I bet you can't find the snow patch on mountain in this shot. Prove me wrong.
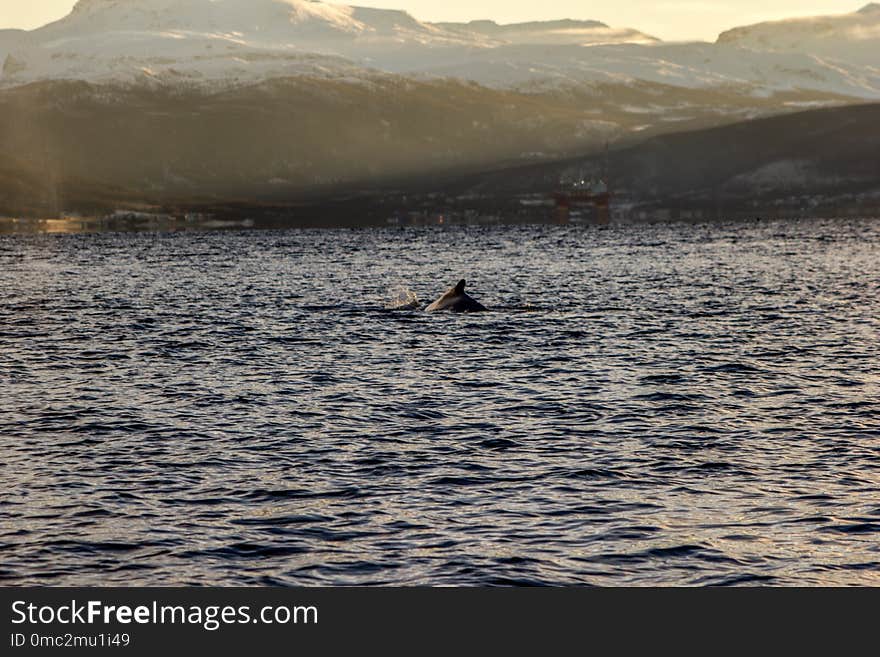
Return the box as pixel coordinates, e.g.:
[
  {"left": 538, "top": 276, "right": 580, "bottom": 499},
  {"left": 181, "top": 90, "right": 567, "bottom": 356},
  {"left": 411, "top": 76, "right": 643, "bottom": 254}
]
[
  {"left": 410, "top": 42, "right": 880, "bottom": 98},
  {"left": 433, "top": 19, "right": 657, "bottom": 46},
  {"left": 717, "top": 3, "right": 880, "bottom": 65},
  {"left": 0, "top": 29, "right": 26, "bottom": 64}
]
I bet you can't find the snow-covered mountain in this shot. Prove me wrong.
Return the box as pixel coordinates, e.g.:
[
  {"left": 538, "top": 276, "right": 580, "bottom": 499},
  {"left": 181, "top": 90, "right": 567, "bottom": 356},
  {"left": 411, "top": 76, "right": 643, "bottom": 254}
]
[
  {"left": 40, "top": 0, "right": 451, "bottom": 41},
  {"left": 718, "top": 3, "right": 880, "bottom": 65},
  {"left": 406, "top": 6, "right": 880, "bottom": 97},
  {"left": 1, "top": 0, "right": 470, "bottom": 85},
  {"left": 1, "top": 0, "right": 878, "bottom": 100},
  {"left": 434, "top": 19, "right": 657, "bottom": 46},
  {"left": 412, "top": 42, "right": 880, "bottom": 98}
]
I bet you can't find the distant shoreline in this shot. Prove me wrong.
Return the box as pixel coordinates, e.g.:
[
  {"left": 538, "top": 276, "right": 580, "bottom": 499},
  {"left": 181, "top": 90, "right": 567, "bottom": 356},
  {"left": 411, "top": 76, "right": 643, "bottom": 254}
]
[{"left": 2, "top": 208, "right": 878, "bottom": 235}]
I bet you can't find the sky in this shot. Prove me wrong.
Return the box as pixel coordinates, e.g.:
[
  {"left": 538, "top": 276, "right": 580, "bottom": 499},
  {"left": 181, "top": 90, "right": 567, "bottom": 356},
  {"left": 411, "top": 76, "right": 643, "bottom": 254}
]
[{"left": 0, "top": 0, "right": 864, "bottom": 41}]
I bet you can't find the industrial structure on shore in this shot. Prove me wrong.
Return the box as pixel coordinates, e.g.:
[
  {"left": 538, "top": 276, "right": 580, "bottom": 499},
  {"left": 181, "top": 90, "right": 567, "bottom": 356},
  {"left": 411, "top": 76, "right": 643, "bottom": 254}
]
[{"left": 552, "top": 179, "right": 611, "bottom": 223}]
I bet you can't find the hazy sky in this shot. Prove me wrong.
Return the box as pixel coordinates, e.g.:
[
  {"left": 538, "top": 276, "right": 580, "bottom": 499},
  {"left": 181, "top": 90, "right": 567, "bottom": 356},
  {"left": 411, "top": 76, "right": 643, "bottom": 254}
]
[{"left": 0, "top": 1, "right": 864, "bottom": 41}]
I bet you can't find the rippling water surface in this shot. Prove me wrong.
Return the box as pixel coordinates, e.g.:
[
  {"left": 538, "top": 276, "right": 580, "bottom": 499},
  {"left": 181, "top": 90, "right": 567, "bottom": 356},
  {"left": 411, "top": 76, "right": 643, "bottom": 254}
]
[{"left": 1, "top": 218, "right": 878, "bottom": 586}]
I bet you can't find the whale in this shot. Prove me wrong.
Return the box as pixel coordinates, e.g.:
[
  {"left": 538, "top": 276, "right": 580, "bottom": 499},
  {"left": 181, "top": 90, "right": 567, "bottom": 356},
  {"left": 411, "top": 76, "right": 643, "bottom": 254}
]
[{"left": 425, "top": 279, "right": 487, "bottom": 313}]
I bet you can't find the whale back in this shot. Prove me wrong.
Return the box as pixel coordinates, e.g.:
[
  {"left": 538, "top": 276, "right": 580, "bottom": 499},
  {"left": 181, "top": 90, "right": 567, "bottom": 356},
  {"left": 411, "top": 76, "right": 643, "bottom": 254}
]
[{"left": 425, "top": 279, "right": 487, "bottom": 313}]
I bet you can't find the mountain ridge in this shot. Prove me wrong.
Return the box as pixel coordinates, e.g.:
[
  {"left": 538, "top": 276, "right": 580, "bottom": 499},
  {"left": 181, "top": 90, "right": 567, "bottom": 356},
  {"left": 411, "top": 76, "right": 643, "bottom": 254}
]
[
  {"left": 717, "top": 2, "right": 880, "bottom": 65},
  {"left": 1, "top": 1, "right": 877, "bottom": 98}
]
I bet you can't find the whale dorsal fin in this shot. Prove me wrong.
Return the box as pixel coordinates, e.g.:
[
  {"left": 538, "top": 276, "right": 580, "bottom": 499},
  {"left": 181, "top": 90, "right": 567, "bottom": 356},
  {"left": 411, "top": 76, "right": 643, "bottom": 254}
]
[{"left": 454, "top": 279, "right": 466, "bottom": 294}]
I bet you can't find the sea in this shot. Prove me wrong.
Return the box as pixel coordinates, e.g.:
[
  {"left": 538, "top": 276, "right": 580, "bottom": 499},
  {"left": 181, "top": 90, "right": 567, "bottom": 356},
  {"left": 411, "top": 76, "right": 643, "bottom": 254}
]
[{"left": 1, "top": 216, "right": 878, "bottom": 586}]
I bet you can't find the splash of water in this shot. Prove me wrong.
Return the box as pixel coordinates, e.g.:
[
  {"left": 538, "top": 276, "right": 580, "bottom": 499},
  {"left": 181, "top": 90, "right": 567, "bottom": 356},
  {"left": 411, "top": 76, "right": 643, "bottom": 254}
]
[{"left": 386, "top": 286, "right": 421, "bottom": 310}]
